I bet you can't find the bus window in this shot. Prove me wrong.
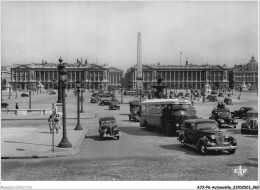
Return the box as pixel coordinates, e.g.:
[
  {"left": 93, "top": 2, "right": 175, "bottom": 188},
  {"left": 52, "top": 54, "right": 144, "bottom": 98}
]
[
  {"left": 150, "top": 105, "right": 156, "bottom": 114},
  {"left": 155, "top": 105, "right": 162, "bottom": 114}
]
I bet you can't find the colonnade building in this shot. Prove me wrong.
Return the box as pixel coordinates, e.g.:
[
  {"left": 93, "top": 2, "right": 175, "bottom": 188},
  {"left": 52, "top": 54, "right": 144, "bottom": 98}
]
[
  {"left": 126, "top": 63, "right": 229, "bottom": 91},
  {"left": 10, "top": 62, "right": 123, "bottom": 91}
]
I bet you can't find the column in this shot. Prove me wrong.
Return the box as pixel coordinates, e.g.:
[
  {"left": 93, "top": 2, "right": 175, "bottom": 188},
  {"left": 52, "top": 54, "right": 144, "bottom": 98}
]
[
  {"left": 199, "top": 71, "right": 201, "bottom": 82},
  {"left": 170, "top": 71, "right": 172, "bottom": 82}
]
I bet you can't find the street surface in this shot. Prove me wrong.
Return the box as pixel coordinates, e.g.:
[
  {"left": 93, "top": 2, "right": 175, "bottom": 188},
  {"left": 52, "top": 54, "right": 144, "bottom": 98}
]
[{"left": 1, "top": 90, "right": 258, "bottom": 182}]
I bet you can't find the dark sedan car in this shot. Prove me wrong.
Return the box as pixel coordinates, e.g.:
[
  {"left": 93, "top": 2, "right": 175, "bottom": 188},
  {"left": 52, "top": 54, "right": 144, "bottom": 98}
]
[
  {"left": 241, "top": 110, "right": 258, "bottom": 134},
  {"left": 209, "top": 107, "right": 237, "bottom": 128},
  {"left": 178, "top": 119, "right": 237, "bottom": 155},
  {"left": 21, "top": 93, "right": 29, "bottom": 97},
  {"left": 98, "top": 116, "right": 120, "bottom": 140},
  {"left": 231, "top": 107, "right": 254, "bottom": 119},
  {"left": 99, "top": 99, "right": 111, "bottom": 106}
]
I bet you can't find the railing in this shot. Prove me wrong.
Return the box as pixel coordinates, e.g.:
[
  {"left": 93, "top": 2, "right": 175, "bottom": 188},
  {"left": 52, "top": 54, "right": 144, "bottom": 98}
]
[{"left": 1, "top": 109, "right": 47, "bottom": 116}]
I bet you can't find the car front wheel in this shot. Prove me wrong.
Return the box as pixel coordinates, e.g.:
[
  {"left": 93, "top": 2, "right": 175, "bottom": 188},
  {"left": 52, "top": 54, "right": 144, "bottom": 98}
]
[{"left": 228, "top": 149, "right": 236, "bottom": 154}]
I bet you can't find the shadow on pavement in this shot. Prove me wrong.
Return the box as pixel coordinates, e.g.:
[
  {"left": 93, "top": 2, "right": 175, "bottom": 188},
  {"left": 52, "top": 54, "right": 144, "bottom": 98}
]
[
  {"left": 160, "top": 144, "right": 232, "bottom": 156},
  {"left": 4, "top": 140, "right": 52, "bottom": 147},
  {"left": 85, "top": 135, "right": 119, "bottom": 141},
  {"left": 118, "top": 126, "right": 163, "bottom": 137}
]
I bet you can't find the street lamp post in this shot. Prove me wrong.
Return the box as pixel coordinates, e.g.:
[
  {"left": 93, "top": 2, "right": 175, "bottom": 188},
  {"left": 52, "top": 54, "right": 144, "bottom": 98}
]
[
  {"left": 75, "top": 80, "right": 83, "bottom": 130},
  {"left": 57, "top": 57, "right": 64, "bottom": 103},
  {"left": 29, "top": 85, "right": 31, "bottom": 109},
  {"left": 139, "top": 86, "right": 142, "bottom": 102},
  {"left": 8, "top": 86, "right": 11, "bottom": 99},
  {"left": 80, "top": 85, "right": 84, "bottom": 113},
  {"left": 58, "top": 67, "right": 72, "bottom": 148},
  {"left": 121, "top": 88, "right": 123, "bottom": 103},
  {"left": 203, "top": 84, "right": 205, "bottom": 103}
]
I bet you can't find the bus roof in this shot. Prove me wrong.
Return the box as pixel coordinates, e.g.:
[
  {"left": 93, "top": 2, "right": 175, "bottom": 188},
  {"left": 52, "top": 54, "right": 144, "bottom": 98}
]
[{"left": 140, "top": 98, "right": 191, "bottom": 105}]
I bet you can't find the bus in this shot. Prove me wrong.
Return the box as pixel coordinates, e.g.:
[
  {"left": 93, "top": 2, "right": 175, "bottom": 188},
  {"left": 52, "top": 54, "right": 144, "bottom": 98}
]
[{"left": 139, "top": 98, "right": 197, "bottom": 136}]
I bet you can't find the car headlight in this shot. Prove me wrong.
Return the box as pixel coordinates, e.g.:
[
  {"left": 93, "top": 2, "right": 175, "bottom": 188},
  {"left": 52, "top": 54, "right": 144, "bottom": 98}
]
[
  {"left": 176, "top": 123, "right": 180, "bottom": 127},
  {"left": 210, "top": 135, "right": 215, "bottom": 139},
  {"left": 219, "top": 119, "right": 224, "bottom": 123}
]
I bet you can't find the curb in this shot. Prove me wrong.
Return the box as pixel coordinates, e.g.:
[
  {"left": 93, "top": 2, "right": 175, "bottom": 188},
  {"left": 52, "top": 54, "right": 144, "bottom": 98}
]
[{"left": 1, "top": 126, "right": 90, "bottom": 159}]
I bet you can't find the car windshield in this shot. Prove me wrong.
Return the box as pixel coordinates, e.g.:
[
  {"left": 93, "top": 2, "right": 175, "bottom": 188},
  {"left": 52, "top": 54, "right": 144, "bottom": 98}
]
[
  {"left": 197, "top": 122, "right": 218, "bottom": 130},
  {"left": 171, "top": 104, "right": 190, "bottom": 110},
  {"left": 217, "top": 111, "right": 230, "bottom": 116}
]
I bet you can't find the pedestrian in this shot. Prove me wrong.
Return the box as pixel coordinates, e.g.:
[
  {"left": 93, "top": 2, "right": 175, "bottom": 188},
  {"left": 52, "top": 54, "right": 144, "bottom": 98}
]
[
  {"left": 15, "top": 103, "right": 19, "bottom": 109},
  {"left": 54, "top": 114, "right": 60, "bottom": 133},
  {"left": 220, "top": 102, "right": 225, "bottom": 109},
  {"left": 48, "top": 115, "right": 54, "bottom": 133},
  {"left": 217, "top": 102, "right": 221, "bottom": 108}
]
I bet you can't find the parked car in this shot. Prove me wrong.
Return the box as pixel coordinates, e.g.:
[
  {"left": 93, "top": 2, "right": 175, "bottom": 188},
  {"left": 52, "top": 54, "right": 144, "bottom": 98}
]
[
  {"left": 241, "top": 110, "right": 258, "bottom": 134},
  {"left": 224, "top": 97, "right": 233, "bottom": 105},
  {"left": 178, "top": 119, "right": 237, "bottom": 154},
  {"left": 21, "top": 93, "right": 29, "bottom": 97},
  {"left": 1, "top": 102, "right": 8, "bottom": 108},
  {"left": 209, "top": 95, "right": 218, "bottom": 102},
  {"left": 209, "top": 107, "right": 237, "bottom": 128},
  {"left": 211, "top": 90, "right": 218, "bottom": 95},
  {"left": 99, "top": 99, "right": 111, "bottom": 106},
  {"left": 109, "top": 100, "right": 120, "bottom": 110},
  {"left": 98, "top": 116, "right": 120, "bottom": 140},
  {"left": 128, "top": 101, "right": 141, "bottom": 122},
  {"left": 49, "top": 90, "right": 56, "bottom": 95},
  {"left": 231, "top": 107, "right": 254, "bottom": 119},
  {"left": 218, "top": 92, "right": 224, "bottom": 97},
  {"left": 90, "top": 97, "right": 100, "bottom": 103}
]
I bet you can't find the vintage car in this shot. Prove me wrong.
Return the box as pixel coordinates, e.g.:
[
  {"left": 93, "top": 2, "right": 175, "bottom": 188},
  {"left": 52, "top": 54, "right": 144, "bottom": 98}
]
[
  {"left": 227, "top": 93, "right": 232, "bottom": 97},
  {"left": 241, "top": 110, "right": 258, "bottom": 134},
  {"left": 224, "top": 97, "right": 233, "bottom": 105},
  {"left": 128, "top": 101, "right": 141, "bottom": 122},
  {"left": 21, "top": 93, "right": 29, "bottom": 97},
  {"left": 90, "top": 97, "right": 100, "bottom": 103},
  {"left": 49, "top": 90, "right": 56, "bottom": 95},
  {"left": 211, "top": 90, "right": 218, "bottom": 95},
  {"left": 1, "top": 102, "right": 8, "bottom": 108},
  {"left": 178, "top": 119, "right": 237, "bottom": 154},
  {"left": 98, "top": 117, "right": 120, "bottom": 140},
  {"left": 209, "top": 95, "right": 218, "bottom": 102},
  {"left": 209, "top": 107, "right": 237, "bottom": 128},
  {"left": 99, "top": 99, "right": 111, "bottom": 106},
  {"left": 231, "top": 107, "right": 254, "bottom": 119},
  {"left": 218, "top": 92, "right": 224, "bottom": 97},
  {"left": 109, "top": 100, "right": 120, "bottom": 110}
]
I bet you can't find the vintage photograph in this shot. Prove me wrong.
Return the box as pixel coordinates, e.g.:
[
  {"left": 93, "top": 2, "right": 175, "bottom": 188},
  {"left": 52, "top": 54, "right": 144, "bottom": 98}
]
[{"left": 1, "top": 1, "right": 258, "bottom": 189}]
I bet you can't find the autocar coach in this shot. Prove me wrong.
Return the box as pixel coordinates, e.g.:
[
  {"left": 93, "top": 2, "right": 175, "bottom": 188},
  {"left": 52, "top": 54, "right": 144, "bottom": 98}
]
[{"left": 139, "top": 98, "right": 198, "bottom": 136}]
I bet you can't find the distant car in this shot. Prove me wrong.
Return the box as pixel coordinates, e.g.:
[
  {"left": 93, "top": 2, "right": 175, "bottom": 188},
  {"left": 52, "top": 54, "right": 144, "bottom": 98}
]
[
  {"left": 209, "top": 95, "right": 218, "bottom": 102},
  {"left": 209, "top": 107, "right": 237, "bottom": 128},
  {"left": 49, "top": 90, "right": 56, "bottom": 95},
  {"left": 109, "top": 100, "right": 120, "bottom": 110},
  {"left": 211, "top": 90, "right": 218, "bottom": 95},
  {"left": 98, "top": 116, "right": 120, "bottom": 140},
  {"left": 90, "top": 97, "right": 100, "bottom": 103},
  {"left": 21, "top": 93, "right": 29, "bottom": 97},
  {"left": 241, "top": 110, "right": 258, "bottom": 134},
  {"left": 231, "top": 107, "right": 254, "bottom": 119},
  {"left": 218, "top": 92, "right": 224, "bottom": 97},
  {"left": 224, "top": 97, "right": 233, "bottom": 105},
  {"left": 178, "top": 119, "right": 237, "bottom": 154},
  {"left": 99, "top": 99, "right": 111, "bottom": 106},
  {"left": 227, "top": 93, "right": 232, "bottom": 97},
  {"left": 1, "top": 102, "right": 8, "bottom": 108}
]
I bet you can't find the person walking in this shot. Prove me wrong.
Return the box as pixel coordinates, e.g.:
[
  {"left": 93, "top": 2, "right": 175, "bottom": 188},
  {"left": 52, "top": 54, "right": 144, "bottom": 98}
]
[
  {"left": 48, "top": 115, "right": 54, "bottom": 133},
  {"left": 54, "top": 114, "right": 60, "bottom": 133},
  {"left": 15, "top": 103, "right": 19, "bottom": 109}
]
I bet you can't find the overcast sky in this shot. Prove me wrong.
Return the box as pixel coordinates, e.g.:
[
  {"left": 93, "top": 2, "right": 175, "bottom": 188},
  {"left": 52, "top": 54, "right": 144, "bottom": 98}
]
[{"left": 1, "top": 1, "right": 258, "bottom": 72}]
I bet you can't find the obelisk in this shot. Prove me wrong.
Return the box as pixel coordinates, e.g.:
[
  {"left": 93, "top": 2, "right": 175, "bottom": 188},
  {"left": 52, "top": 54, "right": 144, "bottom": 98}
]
[{"left": 136, "top": 32, "right": 143, "bottom": 90}]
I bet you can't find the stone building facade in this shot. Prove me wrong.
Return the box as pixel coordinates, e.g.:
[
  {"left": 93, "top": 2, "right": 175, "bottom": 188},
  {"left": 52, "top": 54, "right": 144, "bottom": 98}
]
[
  {"left": 230, "top": 56, "right": 258, "bottom": 90},
  {"left": 10, "top": 62, "right": 115, "bottom": 91},
  {"left": 126, "top": 63, "right": 229, "bottom": 91},
  {"left": 108, "top": 67, "right": 124, "bottom": 89}
]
